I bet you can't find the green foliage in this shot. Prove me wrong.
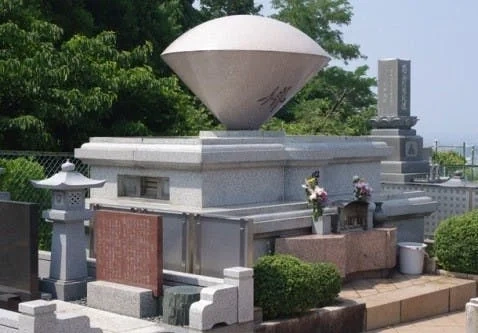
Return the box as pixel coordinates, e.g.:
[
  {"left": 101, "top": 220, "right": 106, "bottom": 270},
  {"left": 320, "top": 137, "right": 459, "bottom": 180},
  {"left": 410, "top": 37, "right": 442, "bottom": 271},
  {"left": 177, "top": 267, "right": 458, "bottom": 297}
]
[
  {"left": 432, "top": 151, "right": 466, "bottom": 166},
  {"left": 264, "top": 65, "right": 376, "bottom": 135},
  {"left": 200, "top": 0, "right": 262, "bottom": 19},
  {"left": 267, "top": 1, "right": 376, "bottom": 135},
  {"left": 0, "top": 0, "right": 206, "bottom": 151},
  {"left": 41, "top": 0, "right": 201, "bottom": 74},
  {"left": 0, "top": 0, "right": 377, "bottom": 150},
  {"left": 434, "top": 210, "right": 478, "bottom": 274},
  {"left": 0, "top": 157, "right": 51, "bottom": 250},
  {"left": 310, "top": 262, "right": 342, "bottom": 307},
  {"left": 254, "top": 254, "right": 341, "bottom": 320},
  {"left": 272, "top": 0, "right": 363, "bottom": 62}
]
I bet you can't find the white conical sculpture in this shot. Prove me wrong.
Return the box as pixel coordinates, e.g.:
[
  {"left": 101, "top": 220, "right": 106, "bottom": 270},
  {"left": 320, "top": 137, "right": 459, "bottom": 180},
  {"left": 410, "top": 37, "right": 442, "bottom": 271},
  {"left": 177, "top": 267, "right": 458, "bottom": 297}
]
[{"left": 161, "top": 15, "right": 331, "bottom": 130}]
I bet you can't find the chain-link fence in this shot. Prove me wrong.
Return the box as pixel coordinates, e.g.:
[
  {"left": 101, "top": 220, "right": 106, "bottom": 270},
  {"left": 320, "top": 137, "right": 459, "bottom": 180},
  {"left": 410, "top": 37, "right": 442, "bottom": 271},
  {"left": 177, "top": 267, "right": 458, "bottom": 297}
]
[
  {"left": 0, "top": 150, "right": 88, "bottom": 177},
  {"left": 431, "top": 141, "right": 478, "bottom": 181},
  {"left": 0, "top": 150, "right": 88, "bottom": 202},
  {"left": 0, "top": 151, "right": 89, "bottom": 250}
]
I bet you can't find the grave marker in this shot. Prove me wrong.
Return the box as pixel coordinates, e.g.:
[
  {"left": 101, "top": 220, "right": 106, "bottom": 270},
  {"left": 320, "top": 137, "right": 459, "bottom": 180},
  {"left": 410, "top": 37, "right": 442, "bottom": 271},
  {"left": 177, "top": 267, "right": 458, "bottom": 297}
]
[
  {"left": 94, "top": 210, "right": 163, "bottom": 296},
  {"left": 0, "top": 201, "right": 39, "bottom": 308}
]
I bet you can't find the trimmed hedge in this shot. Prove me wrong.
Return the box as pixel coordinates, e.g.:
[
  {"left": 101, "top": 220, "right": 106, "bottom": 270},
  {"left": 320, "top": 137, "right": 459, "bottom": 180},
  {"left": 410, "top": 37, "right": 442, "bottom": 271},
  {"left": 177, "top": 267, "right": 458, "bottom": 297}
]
[
  {"left": 254, "top": 254, "right": 341, "bottom": 320},
  {"left": 435, "top": 210, "right": 478, "bottom": 274}
]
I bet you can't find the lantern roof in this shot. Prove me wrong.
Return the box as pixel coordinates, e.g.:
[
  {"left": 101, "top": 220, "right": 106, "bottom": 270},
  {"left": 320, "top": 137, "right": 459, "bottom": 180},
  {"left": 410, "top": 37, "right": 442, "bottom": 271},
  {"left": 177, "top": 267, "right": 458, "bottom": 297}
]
[{"left": 31, "top": 160, "right": 105, "bottom": 190}]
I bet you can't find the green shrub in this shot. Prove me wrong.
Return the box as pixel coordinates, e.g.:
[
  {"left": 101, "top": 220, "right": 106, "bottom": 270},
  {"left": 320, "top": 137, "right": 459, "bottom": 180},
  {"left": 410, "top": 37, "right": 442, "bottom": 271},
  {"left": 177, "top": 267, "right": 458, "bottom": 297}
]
[
  {"left": 311, "top": 262, "right": 342, "bottom": 307},
  {"left": 0, "top": 157, "right": 52, "bottom": 250},
  {"left": 435, "top": 210, "right": 478, "bottom": 274},
  {"left": 254, "top": 254, "right": 341, "bottom": 320}
]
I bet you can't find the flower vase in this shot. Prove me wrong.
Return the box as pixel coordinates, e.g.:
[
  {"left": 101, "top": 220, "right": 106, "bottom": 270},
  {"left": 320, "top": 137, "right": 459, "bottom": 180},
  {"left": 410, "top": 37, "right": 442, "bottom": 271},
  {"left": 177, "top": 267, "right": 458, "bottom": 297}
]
[{"left": 311, "top": 215, "right": 325, "bottom": 235}]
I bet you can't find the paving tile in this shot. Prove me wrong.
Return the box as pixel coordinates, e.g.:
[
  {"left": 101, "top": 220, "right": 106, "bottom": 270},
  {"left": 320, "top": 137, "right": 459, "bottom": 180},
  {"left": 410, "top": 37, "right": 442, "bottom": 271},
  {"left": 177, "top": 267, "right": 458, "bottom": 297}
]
[
  {"left": 374, "top": 284, "right": 398, "bottom": 292},
  {"left": 392, "top": 280, "right": 414, "bottom": 289},
  {"left": 339, "top": 289, "right": 360, "bottom": 298},
  {"left": 425, "top": 275, "right": 444, "bottom": 281},
  {"left": 357, "top": 289, "right": 379, "bottom": 297}
]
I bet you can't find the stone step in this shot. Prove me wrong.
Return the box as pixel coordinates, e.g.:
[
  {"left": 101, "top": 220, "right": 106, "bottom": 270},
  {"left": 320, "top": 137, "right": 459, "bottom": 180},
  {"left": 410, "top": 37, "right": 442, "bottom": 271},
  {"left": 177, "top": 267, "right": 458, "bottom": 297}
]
[{"left": 340, "top": 274, "right": 477, "bottom": 331}]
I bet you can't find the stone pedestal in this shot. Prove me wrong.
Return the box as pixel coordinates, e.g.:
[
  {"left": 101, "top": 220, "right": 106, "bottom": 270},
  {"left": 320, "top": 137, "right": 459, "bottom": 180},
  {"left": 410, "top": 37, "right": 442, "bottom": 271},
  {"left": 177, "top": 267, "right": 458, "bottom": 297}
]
[
  {"left": 50, "top": 221, "right": 88, "bottom": 281},
  {"left": 223, "top": 267, "right": 254, "bottom": 323},
  {"left": 370, "top": 129, "right": 429, "bottom": 183},
  {"left": 466, "top": 298, "right": 478, "bottom": 333},
  {"left": 39, "top": 212, "right": 92, "bottom": 301},
  {"left": 40, "top": 278, "right": 88, "bottom": 302},
  {"left": 276, "top": 227, "right": 397, "bottom": 278}
]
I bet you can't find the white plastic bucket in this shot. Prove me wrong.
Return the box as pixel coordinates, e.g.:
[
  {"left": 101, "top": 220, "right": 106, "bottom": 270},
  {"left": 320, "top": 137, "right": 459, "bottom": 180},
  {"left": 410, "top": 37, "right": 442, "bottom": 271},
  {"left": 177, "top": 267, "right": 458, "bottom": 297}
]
[{"left": 398, "top": 242, "right": 427, "bottom": 275}]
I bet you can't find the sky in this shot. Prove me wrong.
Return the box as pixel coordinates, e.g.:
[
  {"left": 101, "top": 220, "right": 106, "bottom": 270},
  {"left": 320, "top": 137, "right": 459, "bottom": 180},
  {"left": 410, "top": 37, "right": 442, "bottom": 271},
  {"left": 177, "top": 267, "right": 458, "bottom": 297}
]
[{"left": 256, "top": 0, "right": 478, "bottom": 147}]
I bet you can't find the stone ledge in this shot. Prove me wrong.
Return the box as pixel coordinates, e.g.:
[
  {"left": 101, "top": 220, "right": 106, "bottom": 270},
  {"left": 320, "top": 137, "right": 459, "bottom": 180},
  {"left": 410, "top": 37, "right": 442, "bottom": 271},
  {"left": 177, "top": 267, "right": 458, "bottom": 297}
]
[
  {"left": 275, "top": 228, "right": 397, "bottom": 278},
  {"left": 87, "top": 280, "right": 158, "bottom": 318},
  {"left": 255, "top": 298, "right": 365, "bottom": 333}
]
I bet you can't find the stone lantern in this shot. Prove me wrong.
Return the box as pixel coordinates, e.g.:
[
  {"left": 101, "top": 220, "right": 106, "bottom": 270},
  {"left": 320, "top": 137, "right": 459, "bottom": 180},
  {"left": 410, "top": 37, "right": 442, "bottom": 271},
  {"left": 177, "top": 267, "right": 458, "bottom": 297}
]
[
  {"left": 0, "top": 167, "right": 10, "bottom": 200},
  {"left": 31, "top": 160, "right": 105, "bottom": 301}
]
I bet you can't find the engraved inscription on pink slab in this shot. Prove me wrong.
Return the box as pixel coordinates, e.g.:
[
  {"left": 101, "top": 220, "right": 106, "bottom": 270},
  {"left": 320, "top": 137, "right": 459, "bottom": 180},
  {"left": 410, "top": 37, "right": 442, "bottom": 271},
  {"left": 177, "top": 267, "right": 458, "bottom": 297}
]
[{"left": 94, "top": 210, "right": 163, "bottom": 296}]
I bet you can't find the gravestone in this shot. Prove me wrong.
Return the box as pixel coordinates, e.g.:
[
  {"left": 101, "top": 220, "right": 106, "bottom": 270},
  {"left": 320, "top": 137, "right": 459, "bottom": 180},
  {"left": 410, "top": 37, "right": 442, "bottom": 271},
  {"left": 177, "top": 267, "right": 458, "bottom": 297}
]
[
  {"left": 94, "top": 210, "right": 163, "bottom": 296},
  {"left": 370, "top": 59, "right": 429, "bottom": 183},
  {"left": 0, "top": 200, "right": 39, "bottom": 310},
  {"left": 377, "top": 59, "right": 411, "bottom": 119}
]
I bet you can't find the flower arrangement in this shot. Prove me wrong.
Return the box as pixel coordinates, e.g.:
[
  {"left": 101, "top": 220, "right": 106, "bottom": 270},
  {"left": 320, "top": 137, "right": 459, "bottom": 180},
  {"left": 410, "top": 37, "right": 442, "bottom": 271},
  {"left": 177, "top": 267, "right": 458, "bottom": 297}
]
[
  {"left": 352, "top": 175, "right": 372, "bottom": 201},
  {"left": 302, "top": 170, "right": 328, "bottom": 220}
]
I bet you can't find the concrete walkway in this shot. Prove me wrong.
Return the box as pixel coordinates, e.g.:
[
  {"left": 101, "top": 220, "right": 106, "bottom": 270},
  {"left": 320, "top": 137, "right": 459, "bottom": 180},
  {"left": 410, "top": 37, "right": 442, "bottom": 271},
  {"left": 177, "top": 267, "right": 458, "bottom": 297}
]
[
  {"left": 52, "top": 272, "right": 475, "bottom": 333},
  {"left": 367, "top": 310, "right": 465, "bottom": 332},
  {"left": 54, "top": 301, "right": 171, "bottom": 333},
  {"left": 54, "top": 300, "right": 254, "bottom": 333}
]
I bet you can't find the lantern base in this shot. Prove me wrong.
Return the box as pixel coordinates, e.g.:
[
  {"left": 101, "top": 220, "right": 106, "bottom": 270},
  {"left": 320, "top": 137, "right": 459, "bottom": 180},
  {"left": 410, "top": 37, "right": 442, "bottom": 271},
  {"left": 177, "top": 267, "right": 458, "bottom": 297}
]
[{"left": 40, "top": 277, "right": 90, "bottom": 301}]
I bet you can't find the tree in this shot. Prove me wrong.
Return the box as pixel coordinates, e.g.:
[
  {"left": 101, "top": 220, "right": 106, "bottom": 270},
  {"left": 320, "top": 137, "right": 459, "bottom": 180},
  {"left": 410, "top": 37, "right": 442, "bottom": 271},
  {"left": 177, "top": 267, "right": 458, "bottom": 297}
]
[
  {"left": 0, "top": 0, "right": 211, "bottom": 151},
  {"left": 40, "top": 0, "right": 202, "bottom": 75},
  {"left": 271, "top": 0, "right": 363, "bottom": 62},
  {"left": 432, "top": 151, "right": 466, "bottom": 166},
  {"left": 200, "top": 0, "right": 262, "bottom": 19},
  {"left": 264, "top": 0, "right": 376, "bottom": 136}
]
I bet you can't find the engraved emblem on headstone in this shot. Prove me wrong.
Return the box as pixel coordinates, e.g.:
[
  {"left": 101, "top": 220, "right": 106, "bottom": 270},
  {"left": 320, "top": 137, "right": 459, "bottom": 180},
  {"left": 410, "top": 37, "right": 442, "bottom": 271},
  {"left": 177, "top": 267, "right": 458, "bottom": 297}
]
[{"left": 405, "top": 141, "right": 418, "bottom": 157}]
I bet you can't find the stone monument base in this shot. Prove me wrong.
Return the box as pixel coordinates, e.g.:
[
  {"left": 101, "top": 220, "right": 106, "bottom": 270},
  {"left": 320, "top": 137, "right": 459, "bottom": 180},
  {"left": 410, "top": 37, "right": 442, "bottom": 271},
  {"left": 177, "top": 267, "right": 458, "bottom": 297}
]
[
  {"left": 40, "top": 277, "right": 90, "bottom": 301},
  {"left": 275, "top": 227, "right": 397, "bottom": 278},
  {"left": 369, "top": 129, "right": 429, "bottom": 183},
  {"left": 87, "top": 280, "right": 158, "bottom": 318}
]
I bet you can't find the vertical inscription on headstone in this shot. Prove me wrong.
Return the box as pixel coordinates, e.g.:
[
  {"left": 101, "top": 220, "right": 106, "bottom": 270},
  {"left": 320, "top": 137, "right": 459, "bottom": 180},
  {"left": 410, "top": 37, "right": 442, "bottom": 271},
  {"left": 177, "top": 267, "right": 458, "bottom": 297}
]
[
  {"left": 94, "top": 210, "right": 163, "bottom": 296},
  {"left": 378, "top": 59, "right": 411, "bottom": 117}
]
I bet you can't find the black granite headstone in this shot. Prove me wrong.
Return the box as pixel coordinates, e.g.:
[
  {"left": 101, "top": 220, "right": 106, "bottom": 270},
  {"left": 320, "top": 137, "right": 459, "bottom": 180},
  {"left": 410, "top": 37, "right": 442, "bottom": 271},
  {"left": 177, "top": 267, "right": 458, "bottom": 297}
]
[{"left": 0, "top": 200, "right": 39, "bottom": 309}]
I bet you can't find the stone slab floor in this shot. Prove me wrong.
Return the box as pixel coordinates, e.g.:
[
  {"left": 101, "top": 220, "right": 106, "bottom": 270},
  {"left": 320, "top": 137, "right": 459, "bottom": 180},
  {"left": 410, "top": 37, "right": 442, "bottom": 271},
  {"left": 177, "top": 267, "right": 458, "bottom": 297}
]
[{"left": 340, "top": 272, "right": 475, "bottom": 332}]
